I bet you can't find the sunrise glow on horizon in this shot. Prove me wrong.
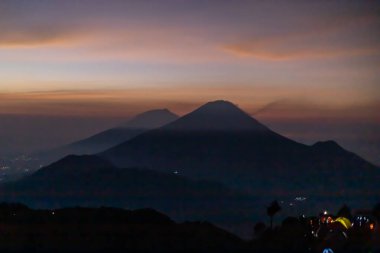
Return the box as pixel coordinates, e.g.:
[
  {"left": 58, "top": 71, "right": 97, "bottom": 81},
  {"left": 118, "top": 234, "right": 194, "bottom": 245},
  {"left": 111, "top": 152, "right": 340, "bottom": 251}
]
[
  {"left": 1, "top": 1, "right": 379, "bottom": 114},
  {"left": 0, "top": 0, "right": 379, "bottom": 164}
]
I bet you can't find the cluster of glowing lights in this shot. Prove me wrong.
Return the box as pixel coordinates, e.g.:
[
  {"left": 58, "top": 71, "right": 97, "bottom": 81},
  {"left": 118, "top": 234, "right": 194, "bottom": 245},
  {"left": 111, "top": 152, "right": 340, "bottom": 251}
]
[
  {"left": 318, "top": 210, "right": 377, "bottom": 232},
  {"left": 353, "top": 215, "right": 376, "bottom": 230},
  {"left": 333, "top": 217, "right": 351, "bottom": 230}
]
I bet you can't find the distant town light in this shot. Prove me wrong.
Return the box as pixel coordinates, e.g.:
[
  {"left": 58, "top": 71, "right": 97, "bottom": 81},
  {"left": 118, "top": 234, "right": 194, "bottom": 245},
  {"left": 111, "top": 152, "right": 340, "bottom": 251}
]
[{"left": 323, "top": 210, "right": 328, "bottom": 215}]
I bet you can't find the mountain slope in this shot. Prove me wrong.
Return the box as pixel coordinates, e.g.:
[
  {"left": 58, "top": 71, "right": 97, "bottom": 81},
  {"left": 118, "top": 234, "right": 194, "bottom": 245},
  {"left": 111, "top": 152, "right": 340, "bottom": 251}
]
[
  {"left": 119, "top": 108, "right": 179, "bottom": 128},
  {"left": 164, "top": 100, "right": 269, "bottom": 131},
  {"left": 38, "top": 109, "right": 178, "bottom": 165},
  {"left": 0, "top": 155, "right": 258, "bottom": 228},
  {"left": 101, "top": 100, "right": 380, "bottom": 196}
]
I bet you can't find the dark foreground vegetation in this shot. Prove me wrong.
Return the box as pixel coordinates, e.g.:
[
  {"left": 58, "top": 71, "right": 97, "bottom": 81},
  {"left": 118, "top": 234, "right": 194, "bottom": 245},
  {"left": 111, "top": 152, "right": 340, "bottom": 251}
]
[{"left": 0, "top": 203, "right": 379, "bottom": 253}]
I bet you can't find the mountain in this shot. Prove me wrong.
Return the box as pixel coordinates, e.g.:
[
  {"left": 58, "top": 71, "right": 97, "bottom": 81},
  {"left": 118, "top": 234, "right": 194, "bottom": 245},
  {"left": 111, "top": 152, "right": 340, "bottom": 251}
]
[
  {"left": 101, "top": 100, "right": 380, "bottom": 196},
  {"left": 164, "top": 100, "right": 269, "bottom": 131},
  {"left": 0, "top": 155, "right": 258, "bottom": 232},
  {"left": 2, "top": 100, "right": 379, "bottom": 238},
  {"left": 37, "top": 109, "right": 178, "bottom": 165},
  {"left": 119, "top": 108, "right": 179, "bottom": 128}
]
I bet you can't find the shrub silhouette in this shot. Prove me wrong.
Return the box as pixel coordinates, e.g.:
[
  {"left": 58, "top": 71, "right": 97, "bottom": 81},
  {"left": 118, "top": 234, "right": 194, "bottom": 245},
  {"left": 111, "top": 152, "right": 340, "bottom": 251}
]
[{"left": 267, "top": 200, "right": 281, "bottom": 230}]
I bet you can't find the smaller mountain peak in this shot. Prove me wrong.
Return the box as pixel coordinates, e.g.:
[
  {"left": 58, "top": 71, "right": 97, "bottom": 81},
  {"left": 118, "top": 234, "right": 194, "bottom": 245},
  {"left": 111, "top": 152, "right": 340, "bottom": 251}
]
[
  {"left": 313, "top": 140, "right": 340, "bottom": 147},
  {"left": 133, "top": 109, "right": 177, "bottom": 118},
  {"left": 145, "top": 108, "right": 171, "bottom": 114},
  {"left": 158, "top": 108, "right": 171, "bottom": 113},
  {"left": 312, "top": 140, "right": 345, "bottom": 153},
  {"left": 122, "top": 109, "right": 178, "bottom": 129}
]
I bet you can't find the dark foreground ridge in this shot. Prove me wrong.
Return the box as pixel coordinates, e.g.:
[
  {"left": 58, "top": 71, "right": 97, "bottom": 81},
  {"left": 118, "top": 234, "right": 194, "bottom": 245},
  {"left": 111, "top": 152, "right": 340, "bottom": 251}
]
[
  {"left": 0, "top": 203, "right": 244, "bottom": 253},
  {"left": 0, "top": 203, "right": 379, "bottom": 253}
]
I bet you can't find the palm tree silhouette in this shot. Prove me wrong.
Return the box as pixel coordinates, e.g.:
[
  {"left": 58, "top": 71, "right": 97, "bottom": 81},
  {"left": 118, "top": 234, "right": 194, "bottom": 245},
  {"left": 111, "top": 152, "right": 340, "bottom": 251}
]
[{"left": 267, "top": 200, "right": 281, "bottom": 230}]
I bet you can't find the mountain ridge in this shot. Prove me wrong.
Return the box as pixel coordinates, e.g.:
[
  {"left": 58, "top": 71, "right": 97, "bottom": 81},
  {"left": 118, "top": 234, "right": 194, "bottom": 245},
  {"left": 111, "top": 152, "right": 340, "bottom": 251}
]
[
  {"left": 100, "top": 100, "right": 380, "bottom": 195},
  {"left": 163, "top": 100, "right": 270, "bottom": 131},
  {"left": 1, "top": 100, "right": 379, "bottom": 238},
  {"left": 36, "top": 109, "right": 179, "bottom": 165},
  {"left": 120, "top": 108, "right": 178, "bottom": 128}
]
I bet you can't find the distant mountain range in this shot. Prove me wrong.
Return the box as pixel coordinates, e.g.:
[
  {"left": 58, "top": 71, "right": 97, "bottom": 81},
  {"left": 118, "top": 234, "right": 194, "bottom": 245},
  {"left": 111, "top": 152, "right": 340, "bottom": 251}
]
[
  {"left": 101, "top": 100, "right": 380, "bottom": 196},
  {"left": 0, "top": 155, "right": 258, "bottom": 232},
  {"left": 1, "top": 100, "right": 379, "bottom": 237},
  {"left": 37, "top": 109, "right": 178, "bottom": 165}
]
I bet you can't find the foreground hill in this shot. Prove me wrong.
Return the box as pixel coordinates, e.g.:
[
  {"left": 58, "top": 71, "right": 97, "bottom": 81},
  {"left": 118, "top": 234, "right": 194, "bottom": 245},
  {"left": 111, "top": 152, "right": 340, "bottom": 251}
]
[
  {"left": 0, "top": 155, "right": 258, "bottom": 231},
  {"left": 101, "top": 100, "right": 380, "bottom": 196},
  {"left": 1, "top": 203, "right": 378, "bottom": 252},
  {"left": 0, "top": 203, "right": 245, "bottom": 252},
  {"left": 38, "top": 109, "right": 178, "bottom": 165}
]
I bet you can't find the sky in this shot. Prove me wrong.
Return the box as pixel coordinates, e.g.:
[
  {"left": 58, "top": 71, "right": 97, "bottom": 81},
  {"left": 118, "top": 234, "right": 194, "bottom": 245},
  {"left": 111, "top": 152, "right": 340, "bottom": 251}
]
[{"left": 0, "top": 0, "right": 379, "bottom": 164}]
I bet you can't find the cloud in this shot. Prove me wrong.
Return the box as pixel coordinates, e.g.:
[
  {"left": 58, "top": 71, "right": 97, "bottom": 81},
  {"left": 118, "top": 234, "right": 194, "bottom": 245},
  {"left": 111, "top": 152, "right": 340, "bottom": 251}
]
[
  {"left": 223, "top": 13, "right": 380, "bottom": 61},
  {"left": 223, "top": 43, "right": 379, "bottom": 61},
  {"left": 2, "top": 0, "right": 379, "bottom": 64},
  {"left": 0, "top": 27, "right": 84, "bottom": 48},
  {"left": 0, "top": 24, "right": 228, "bottom": 65}
]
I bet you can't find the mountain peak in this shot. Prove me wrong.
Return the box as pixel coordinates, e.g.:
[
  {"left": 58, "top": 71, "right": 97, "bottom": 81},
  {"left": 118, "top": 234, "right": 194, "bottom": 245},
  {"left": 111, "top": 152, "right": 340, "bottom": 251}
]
[
  {"left": 313, "top": 140, "right": 341, "bottom": 148},
  {"left": 122, "top": 109, "right": 178, "bottom": 129},
  {"left": 312, "top": 140, "right": 346, "bottom": 154},
  {"left": 194, "top": 100, "right": 246, "bottom": 114},
  {"left": 200, "top": 100, "right": 238, "bottom": 108},
  {"left": 164, "top": 100, "right": 269, "bottom": 131}
]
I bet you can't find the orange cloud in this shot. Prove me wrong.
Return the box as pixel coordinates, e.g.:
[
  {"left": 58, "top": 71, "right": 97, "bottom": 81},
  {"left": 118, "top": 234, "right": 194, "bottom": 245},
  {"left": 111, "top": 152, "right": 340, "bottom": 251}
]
[
  {"left": 0, "top": 24, "right": 228, "bottom": 65},
  {"left": 223, "top": 43, "right": 380, "bottom": 61},
  {"left": 0, "top": 25, "right": 92, "bottom": 48},
  {"left": 223, "top": 14, "right": 380, "bottom": 61}
]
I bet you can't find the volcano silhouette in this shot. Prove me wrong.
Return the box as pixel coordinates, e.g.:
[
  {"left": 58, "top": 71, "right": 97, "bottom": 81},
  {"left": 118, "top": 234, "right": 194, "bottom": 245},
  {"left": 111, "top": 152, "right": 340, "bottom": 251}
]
[
  {"left": 101, "top": 100, "right": 379, "bottom": 195},
  {"left": 38, "top": 109, "right": 178, "bottom": 164}
]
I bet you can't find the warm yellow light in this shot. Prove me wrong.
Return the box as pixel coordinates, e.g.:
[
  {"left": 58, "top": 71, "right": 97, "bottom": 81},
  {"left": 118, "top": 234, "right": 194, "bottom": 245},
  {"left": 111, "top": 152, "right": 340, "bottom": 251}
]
[{"left": 333, "top": 217, "right": 351, "bottom": 230}]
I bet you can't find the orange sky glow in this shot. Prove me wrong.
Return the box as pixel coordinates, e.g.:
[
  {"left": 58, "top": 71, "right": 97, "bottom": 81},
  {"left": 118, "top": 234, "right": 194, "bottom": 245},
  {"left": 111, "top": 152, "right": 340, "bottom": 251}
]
[{"left": 0, "top": 0, "right": 379, "bottom": 164}]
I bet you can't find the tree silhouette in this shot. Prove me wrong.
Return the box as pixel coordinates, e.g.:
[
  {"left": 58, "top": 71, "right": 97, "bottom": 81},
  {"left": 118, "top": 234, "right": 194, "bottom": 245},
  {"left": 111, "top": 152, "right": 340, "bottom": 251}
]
[
  {"left": 267, "top": 201, "right": 281, "bottom": 230},
  {"left": 373, "top": 203, "right": 380, "bottom": 222}
]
